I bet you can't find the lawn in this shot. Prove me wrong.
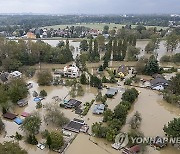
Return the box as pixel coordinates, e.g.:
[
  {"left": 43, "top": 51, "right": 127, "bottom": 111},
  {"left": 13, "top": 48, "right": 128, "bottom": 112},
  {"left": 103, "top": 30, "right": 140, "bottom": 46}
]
[{"left": 42, "top": 23, "right": 168, "bottom": 31}]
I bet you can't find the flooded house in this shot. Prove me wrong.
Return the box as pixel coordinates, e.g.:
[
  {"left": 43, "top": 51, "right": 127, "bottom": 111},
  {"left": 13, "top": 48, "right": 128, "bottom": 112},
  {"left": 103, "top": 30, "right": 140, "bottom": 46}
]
[
  {"left": 150, "top": 78, "right": 169, "bottom": 90},
  {"left": 106, "top": 87, "right": 118, "bottom": 98},
  {"left": 63, "top": 64, "right": 80, "bottom": 78},
  {"left": 63, "top": 99, "right": 82, "bottom": 109},
  {"left": 117, "top": 65, "right": 128, "bottom": 78},
  {"left": 63, "top": 118, "right": 89, "bottom": 133},
  {"left": 92, "top": 104, "right": 105, "bottom": 115}
]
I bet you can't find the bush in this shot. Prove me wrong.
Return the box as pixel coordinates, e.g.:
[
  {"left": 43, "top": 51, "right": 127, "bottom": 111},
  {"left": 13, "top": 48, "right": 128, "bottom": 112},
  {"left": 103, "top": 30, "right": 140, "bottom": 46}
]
[
  {"left": 102, "top": 76, "right": 109, "bottom": 83},
  {"left": 36, "top": 101, "right": 42, "bottom": 109},
  {"left": 124, "top": 78, "right": 132, "bottom": 85},
  {"left": 39, "top": 90, "right": 47, "bottom": 97},
  {"left": 15, "top": 132, "right": 23, "bottom": 140},
  {"left": 160, "top": 55, "right": 172, "bottom": 63},
  {"left": 26, "top": 135, "right": 38, "bottom": 145},
  {"left": 172, "top": 53, "right": 180, "bottom": 63},
  {"left": 82, "top": 100, "right": 95, "bottom": 116}
]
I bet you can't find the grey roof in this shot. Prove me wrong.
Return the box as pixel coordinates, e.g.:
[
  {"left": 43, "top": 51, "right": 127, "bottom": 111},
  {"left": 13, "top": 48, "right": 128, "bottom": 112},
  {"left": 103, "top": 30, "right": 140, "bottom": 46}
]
[
  {"left": 150, "top": 78, "right": 169, "bottom": 86},
  {"left": 93, "top": 104, "right": 105, "bottom": 114},
  {"left": 152, "top": 74, "right": 165, "bottom": 79},
  {"left": 106, "top": 88, "right": 118, "bottom": 96},
  {"left": 65, "top": 99, "right": 82, "bottom": 108},
  {"left": 0, "top": 73, "right": 8, "bottom": 83},
  {"left": 117, "top": 65, "right": 128, "bottom": 74}
]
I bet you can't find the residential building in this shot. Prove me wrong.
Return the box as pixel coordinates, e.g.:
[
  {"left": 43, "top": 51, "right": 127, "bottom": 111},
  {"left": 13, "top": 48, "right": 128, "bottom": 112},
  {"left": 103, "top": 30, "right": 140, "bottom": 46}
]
[
  {"left": 93, "top": 104, "right": 105, "bottom": 114},
  {"left": 63, "top": 64, "right": 80, "bottom": 78}
]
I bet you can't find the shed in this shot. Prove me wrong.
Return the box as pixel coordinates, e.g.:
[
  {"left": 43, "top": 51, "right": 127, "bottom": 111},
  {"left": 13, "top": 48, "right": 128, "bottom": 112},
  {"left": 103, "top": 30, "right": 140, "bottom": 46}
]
[
  {"left": 14, "top": 117, "right": 23, "bottom": 125},
  {"left": 3, "top": 112, "right": 17, "bottom": 120}
]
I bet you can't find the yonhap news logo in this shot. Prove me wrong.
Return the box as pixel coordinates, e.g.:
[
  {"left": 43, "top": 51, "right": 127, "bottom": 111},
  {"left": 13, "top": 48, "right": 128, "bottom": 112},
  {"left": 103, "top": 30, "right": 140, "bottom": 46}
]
[{"left": 114, "top": 133, "right": 180, "bottom": 146}]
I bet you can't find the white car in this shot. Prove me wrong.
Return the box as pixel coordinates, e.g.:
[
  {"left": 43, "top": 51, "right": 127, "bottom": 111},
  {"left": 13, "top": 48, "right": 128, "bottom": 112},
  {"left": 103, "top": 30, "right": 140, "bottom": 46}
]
[{"left": 37, "top": 143, "right": 45, "bottom": 150}]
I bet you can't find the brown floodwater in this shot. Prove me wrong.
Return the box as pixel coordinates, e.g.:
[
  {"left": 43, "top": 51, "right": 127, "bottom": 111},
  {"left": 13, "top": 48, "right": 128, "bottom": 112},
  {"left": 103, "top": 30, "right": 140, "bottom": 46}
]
[{"left": 0, "top": 73, "right": 180, "bottom": 154}]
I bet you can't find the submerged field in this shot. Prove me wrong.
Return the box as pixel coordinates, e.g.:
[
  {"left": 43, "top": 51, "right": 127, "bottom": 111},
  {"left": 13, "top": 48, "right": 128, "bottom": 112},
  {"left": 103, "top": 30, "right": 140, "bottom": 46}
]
[{"left": 42, "top": 23, "right": 168, "bottom": 30}]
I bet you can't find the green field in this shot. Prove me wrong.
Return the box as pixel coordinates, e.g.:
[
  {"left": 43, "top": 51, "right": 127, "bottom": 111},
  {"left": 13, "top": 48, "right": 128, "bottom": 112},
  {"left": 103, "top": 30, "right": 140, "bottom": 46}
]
[{"left": 43, "top": 23, "right": 168, "bottom": 31}]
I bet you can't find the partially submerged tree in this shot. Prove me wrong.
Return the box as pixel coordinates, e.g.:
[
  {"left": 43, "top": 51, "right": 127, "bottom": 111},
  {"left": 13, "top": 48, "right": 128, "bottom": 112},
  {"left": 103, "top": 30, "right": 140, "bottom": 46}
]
[
  {"left": 164, "top": 118, "right": 180, "bottom": 137},
  {"left": 44, "top": 104, "right": 69, "bottom": 127},
  {"left": 21, "top": 112, "right": 42, "bottom": 135},
  {"left": 37, "top": 71, "right": 53, "bottom": 86},
  {"left": 47, "top": 131, "right": 64, "bottom": 150},
  {"left": 0, "top": 141, "right": 27, "bottom": 154}
]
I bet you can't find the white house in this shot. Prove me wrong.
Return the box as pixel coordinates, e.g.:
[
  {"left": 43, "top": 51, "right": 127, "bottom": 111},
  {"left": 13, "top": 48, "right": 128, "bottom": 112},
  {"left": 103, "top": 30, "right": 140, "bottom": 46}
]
[
  {"left": 9, "top": 71, "right": 22, "bottom": 78},
  {"left": 63, "top": 64, "right": 80, "bottom": 78}
]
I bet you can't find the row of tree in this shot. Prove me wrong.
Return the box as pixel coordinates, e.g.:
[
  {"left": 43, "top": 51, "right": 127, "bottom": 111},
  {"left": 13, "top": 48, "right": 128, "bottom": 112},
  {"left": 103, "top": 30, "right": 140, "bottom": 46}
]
[{"left": 92, "top": 88, "right": 139, "bottom": 142}]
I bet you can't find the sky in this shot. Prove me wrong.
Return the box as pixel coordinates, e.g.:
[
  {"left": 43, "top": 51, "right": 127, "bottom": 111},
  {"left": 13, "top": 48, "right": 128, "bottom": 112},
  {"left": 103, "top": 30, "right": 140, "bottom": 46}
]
[{"left": 0, "top": 0, "right": 180, "bottom": 14}]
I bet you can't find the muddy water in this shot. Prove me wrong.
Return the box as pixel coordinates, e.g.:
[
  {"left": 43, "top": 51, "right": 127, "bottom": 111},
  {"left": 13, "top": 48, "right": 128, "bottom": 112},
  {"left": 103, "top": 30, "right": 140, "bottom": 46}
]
[
  {"left": 122, "top": 87, "right": 180, "bottom": 154},
  {"left": 0, "top": 74, "right": 180, "bottom": 154}
]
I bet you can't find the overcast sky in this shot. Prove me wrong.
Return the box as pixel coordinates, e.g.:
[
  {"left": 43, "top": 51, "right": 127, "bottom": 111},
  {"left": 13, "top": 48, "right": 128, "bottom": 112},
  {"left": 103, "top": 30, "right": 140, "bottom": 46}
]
[{"left": 0, "top": 0, "right": 180, "bottom": 14}]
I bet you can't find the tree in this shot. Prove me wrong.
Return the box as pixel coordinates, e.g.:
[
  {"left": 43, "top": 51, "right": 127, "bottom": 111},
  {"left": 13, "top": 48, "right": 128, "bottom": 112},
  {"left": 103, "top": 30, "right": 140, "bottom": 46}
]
[
  {"left": 90, "top": 75, "right": 102, "bottom": 88},
  {"left": 26, "top": 134, "right": 38, "bottom": 145},
  {"left": 103, "top": 59, "right": 109, "bottom": 69},
  {"left": 57, "top": 41, "right": 65, "bottom": 48},
  {"left": 80, "top": 40, "right": 88, "bottom": 51},
  {"left": 103, "top": 25, "right": 109, "bottom": 34},
  {"left": 0, "top": 142, "right": 27, "bottom": 154},
  {"left": 126, "top": 46, "right": 140, "bottom": 61},
  {"left": 2, "top": 58, "right": 22, "bottom": 72},
  {"left": 0, "top": 118, "right": 5, "bottom": 133},
  {"left": 39, "top": 90, "right": 47, "bottom": 97},
  {"left": 103, "top": 109, "right": 114, "bottom": 122},
  {"left": 48, "top": 131, "right": 64, "bottom": 150},
  {"left": 164, "top": 118, "right": 180, "bottom": 137},
  {"left": 130, "top": 111, "right": 142, "bottom": 130},
  {"left": 92, "top": 122, "right": 107, "bottom": 138},
  {"left": 80, "top": 73, "right": 88, "bottom": 85},
  {"left": 46, "top": 135, "right": 52, "bottom": 149},
  {"left": 8, "top": 79, "right": 28, "bottom": 103},
  {"left": 168, "top": 73, "right": 180, "bottom": 95},
  {"left": 114, "top": 104, "right": 128, "bottom": 124},
  {"left": 21, "top": 113, "right": 41, "bottom": 135},
  {"left": 0, "top": 85, "right": 9, "bottom": 108},
  {"left": 165, "top": 34, "right": 179, "bottom": 52},
  {"left": 37, "top": 71, "right": 53, "bottom": 86},
  {"left": 122, "top": 88, "right": 139, "bottom": 103},
  {"left": 96, "top": 34, "right": 105, "bottom": 51},
  {"left": 144, "top": 55, "right": 160, "bottom": 75},
  {"left": 44, "top": 104, "right": 69, "bottom": 127}
]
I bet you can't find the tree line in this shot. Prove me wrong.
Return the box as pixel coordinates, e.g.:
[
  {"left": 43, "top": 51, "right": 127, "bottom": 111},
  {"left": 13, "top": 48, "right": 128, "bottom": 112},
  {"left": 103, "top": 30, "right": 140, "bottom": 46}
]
[{"left": 0, "top": 38, "right": 73, "bottom": 71}]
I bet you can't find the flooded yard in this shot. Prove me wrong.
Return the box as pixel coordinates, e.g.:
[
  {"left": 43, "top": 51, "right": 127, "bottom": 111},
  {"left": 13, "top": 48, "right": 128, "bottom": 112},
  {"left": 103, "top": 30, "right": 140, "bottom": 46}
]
[{"left": 0, "top": 73, "right": 180, "bottom": 154}]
